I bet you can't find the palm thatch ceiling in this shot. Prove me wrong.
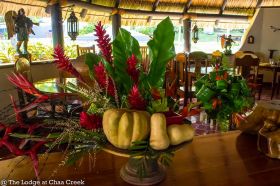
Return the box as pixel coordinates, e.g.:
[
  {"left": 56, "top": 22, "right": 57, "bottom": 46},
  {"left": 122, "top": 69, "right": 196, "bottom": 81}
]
[{"left": 0, "top": 0, "right": 279, "bottom": 27}]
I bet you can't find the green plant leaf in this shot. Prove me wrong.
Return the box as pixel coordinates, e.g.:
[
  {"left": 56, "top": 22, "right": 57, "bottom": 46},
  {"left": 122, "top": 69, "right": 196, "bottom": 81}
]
[
  {"left": 112, "top": 28, "right": 142, "bottom": 93},
  {"left": 146, "top": 17, "right": 176, "bottom": 88},
  {"left": 85, "top": 52, "right": 115, "bottom": 79}
]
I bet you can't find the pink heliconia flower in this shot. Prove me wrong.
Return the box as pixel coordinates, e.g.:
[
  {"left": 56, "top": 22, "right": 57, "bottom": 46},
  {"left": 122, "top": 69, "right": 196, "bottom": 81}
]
[
  {"left": 80, "top": 111, "right": 102, "bottom": 130},
  {"left": 128, "top": 84, "right": 147, "bottom": 110},
  {"left": 95, "top": 22, "right": 112, "bottom": 63},
  {"left": 126, "top": 54, "right": 140, "bottom": 83},
  {"left": 93, "top": 62, "right": 115, "bottom": 97},
  {"left": 53, "top": 45, "right": 84, "bottom": 82}
]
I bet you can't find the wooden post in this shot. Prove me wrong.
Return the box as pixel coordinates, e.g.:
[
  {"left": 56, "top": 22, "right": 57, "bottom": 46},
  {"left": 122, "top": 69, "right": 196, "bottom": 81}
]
[
  {"left": 183, "top": 19, "right": 191, "bottom": 53},
  {"left": 50, "top": 3, "right": 64, "bottom": 48},
  {"left": 112, "top": 13, "right": 121, "bottom": 39}
]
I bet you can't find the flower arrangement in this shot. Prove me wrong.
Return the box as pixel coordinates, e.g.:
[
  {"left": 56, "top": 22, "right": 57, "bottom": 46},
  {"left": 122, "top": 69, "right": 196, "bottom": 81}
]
[
  {"left": 195, "top": 62, "right": 254, "bottom": 130},
  {"left": 5, "top": 17, "right": 195, "bottom": 181}
]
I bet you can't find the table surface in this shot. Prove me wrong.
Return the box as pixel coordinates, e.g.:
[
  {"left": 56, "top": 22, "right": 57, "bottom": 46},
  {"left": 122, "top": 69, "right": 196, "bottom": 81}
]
[
  {"left": 0, "top": 131, "right": 279, "bottom": 186},
  {"left": 34, "top": 78, "right": 77, "bottom": 93},
  {"left": 259, "top": 63, "right": 280, "bottom": 68}
]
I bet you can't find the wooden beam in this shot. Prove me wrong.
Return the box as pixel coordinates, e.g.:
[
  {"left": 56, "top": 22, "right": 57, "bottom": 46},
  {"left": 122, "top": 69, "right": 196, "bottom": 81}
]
[
  {"left": 147, "top": 0, "right": 160, "bottom": 23},
  {"left": 256, "top": 0, "right": 263, "bottom": 8},
  {"left": 112, "top": 0, "right": 122, "bottom": 39},
  {"left": 183, "top": 0, "right": 192, "bottom": 13},
  {"left": 183, "top": 18, "right": 191, "bottom": 53},
  {"left": 115, "top": 0, "right": 121, "bottom": 8},
  {"left": 66, "top": 0, "right": 249, "bottom": 22},
  {"left": 112, "top": 14, "right": 121, "bottom": 39},
  {"left": 50, "top": 3, "right": 64, "bottom": 48},
  {"left": 219, "top": 0, "right": 228, "bottom": 15}
]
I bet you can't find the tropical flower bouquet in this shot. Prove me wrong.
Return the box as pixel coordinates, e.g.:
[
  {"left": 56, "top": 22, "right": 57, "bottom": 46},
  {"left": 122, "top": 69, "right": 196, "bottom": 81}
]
[
  {"left": 194, "top": 62, "right": 254, "bottom": 131},
  {"left": 4, "top": 17, "right": 194, "bottom": 184}
]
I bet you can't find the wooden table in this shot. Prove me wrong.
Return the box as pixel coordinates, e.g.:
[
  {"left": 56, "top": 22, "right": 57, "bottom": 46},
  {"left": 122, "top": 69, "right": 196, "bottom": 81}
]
[
  {"left": 1, "top": 131, "right": 279, "bottom": 186},
  {"left": 259, "top": 63, "right": 280, "bottom": 99},
  {"left": 34, "top": 78, "right": 79, "bottom": 117},
  {"left": 34, "top": 78, "right": 77, "bottom": 94}
]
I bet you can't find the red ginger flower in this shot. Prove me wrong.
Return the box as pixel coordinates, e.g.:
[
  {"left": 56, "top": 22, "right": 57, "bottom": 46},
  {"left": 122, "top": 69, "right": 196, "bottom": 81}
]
[
  {"left": 94, "top": 62, "right": 115, "bottom": 97},
  {"left": 8, "top": 73, "right": 49, "bottom": 111},
  {"left": 95, "top": 22, "right": 112, "bottom": 63},
  {"left": 127, "top": 54, "right": 140, "bottom": 83},
  {"left": 53, "top": 45, "right": 85, "bottom": 82},
  {"left": 80, "top": 111, "right": 102, "bottom": 130},
  {"left": 128, "top": 84, "right": 147, "bottom": 110}
]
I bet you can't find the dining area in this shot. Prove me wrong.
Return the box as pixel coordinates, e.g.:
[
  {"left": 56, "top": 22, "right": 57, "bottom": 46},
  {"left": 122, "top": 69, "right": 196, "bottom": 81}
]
[{"left": 0, "top": 0, "right": 280, "bottom": 186}]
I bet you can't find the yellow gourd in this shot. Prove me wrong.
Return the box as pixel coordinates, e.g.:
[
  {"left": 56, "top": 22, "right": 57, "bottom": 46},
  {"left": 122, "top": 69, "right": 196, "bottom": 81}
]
[
  {"left": 167, "top": 124, "right": 194, "bottom": 145},
  {"left": 102, "top": 109, "right": 150, "bottom": 149},
  {"left": 150, "top": 113, "right": 170, "bottom": 150}
]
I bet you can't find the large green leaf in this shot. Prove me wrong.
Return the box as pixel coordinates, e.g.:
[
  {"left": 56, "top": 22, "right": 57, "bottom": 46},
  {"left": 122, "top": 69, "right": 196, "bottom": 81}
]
[
  {"left": 85, "top": 52, "right": 114, "bottom": 79},
  {"left": 112, "top": 28, "right": 142, "bottom": 93},
  {"left": 147, "top": 17, "right": 175, "bottom": 88}
]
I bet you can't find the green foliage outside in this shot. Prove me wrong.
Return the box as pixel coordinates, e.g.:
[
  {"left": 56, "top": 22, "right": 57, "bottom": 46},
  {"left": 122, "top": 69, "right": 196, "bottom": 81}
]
[
  {"left": 133, "top": 26, "right": 156, "bottom": 36},
  {"left": 79, "top": 23, "right": 95, "bottom": 35},
  {"left": 0, "top": 42, "right": 77, "bottom": 63},
  {"left": 79, "top": 23, "right": 109, "bottom": 35}
]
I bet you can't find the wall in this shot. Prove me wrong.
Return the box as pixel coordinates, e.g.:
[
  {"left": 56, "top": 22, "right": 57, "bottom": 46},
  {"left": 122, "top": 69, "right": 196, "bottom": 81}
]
[
  {"left": 0, "top": 63, "right": 59, "bottom": 109},
  {"left": 241, "top": 7, "right": 280, "bottom": 58},
  {"left": 241, "top": 7, "right": 280, "bottom": 82}
]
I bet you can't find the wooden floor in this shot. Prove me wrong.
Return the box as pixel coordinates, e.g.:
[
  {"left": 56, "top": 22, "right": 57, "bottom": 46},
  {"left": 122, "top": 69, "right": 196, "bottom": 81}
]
[{"left": 0, "top": 131, "right": 279, "bottom": 186}]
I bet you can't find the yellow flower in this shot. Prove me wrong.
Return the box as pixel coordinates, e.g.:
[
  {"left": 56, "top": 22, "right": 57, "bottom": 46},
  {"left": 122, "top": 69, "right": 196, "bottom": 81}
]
[
  {"left": 212, "top": 50, "right": 222, "bottom": 57},
  {"left": 176, "top": 53, "right": 186, "bottom": 63}
]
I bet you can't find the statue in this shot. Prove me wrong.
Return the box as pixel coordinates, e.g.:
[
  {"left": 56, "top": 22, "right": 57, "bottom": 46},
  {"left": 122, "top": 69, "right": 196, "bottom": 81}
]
[
  {"left": 5, "top": 8, "right": 39, "bottom": 56},
  {"left": 221, "top": 34, "right": 235, "bottom": 55}
]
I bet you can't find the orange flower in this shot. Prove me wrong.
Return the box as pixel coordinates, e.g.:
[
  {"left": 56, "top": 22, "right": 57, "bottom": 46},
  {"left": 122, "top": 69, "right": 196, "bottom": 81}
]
[{"left": 212, "top": 98, "right": 222, "bottom": 109}]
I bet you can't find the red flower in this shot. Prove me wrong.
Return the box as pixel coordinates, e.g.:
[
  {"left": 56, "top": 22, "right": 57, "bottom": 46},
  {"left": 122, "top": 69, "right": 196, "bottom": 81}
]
[
  {"left": 126, "top": 54, "right": 139, "bottom": 83},
  {"left": 95, "top": 22, "right": 112, "bottom": 63},
  {"left": 80, "top": 111, "right": 102, "bottom": 130},
  {"left": 53, "top": 45, "right": 84, "bottom": 82},
  {"left": 128, "top": 84, "right": 147, "bottom": 110},
  {"left": 93, "top": 62, "right": 116, "bottom": 97}
]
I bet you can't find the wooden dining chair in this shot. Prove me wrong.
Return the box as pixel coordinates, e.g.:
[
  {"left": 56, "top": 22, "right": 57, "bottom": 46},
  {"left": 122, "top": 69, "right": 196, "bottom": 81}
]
[
  {"left": 187, "top": 51, "right": 209, "bottom": 101},
  {"left": 140, "top": 46, "right": 149, "bottom": 66},
  {"left": 166, "top": 53, "right": 191, "bottom": 106},
  {"left": 77, "top": 45, "right": 95, "bottom": 56},
  {"left": 235, "top": 54, "right": 263, "bottom": 100}
]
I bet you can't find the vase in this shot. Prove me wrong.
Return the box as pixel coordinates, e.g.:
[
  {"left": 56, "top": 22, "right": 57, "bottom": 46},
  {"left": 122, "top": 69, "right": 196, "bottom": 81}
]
[{"left": 120, "top": 157, "right": 165, "bottom": 185}]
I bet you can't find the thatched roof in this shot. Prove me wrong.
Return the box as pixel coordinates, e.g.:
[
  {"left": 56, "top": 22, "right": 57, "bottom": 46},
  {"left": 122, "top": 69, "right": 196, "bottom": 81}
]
[{"left": 0, "top": 0, "right": 279, "bottom": 27}]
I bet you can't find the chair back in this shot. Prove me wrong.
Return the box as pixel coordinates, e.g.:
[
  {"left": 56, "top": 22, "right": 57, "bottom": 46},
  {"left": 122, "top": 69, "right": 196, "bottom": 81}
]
[
  {"left": 165, "top": 54, "right": 186, "bottom": 98},
  {"left": 72, "top": 55, "right": 90, "bottom": 80},
  {"left": 140, "top": 46, "right": 149, "bottom": 64},
  {"left": 77, "top": 45, "right": 95, "bottom": 56},
  {"left": 235, "top": 53, "right": 260, "bottom": 79},
  {"left": 188, "top": 51, "right": 208, "bottom": 74}
]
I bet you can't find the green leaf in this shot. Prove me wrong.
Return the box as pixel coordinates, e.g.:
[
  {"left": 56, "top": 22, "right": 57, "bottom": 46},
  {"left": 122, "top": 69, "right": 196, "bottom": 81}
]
[
  {"left": 146, "top": 17, "right": 176, "bottom": 88},
  {"left": 9, "top": 133, "right": 42, "bottom": 139},
  {"left": 85, "top": 53, "right": 101, "bottom": 79},
  {"left": 46, "top": 133, "right": 61, "bottom": 139},
  {"left": 112, "top": 28, "right": 142, "bottom": 93},
  {"left": 85, "top": 53, "right": 115, "bottom": 79}
]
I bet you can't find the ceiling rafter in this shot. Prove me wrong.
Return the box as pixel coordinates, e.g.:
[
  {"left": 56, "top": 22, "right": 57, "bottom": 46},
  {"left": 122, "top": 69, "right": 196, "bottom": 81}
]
[
  {"left": 219, "top": 0, "right": 228, "bottom": 15},
  {"left": 256, "top": 0, "right": 263, "bottom": 8},
  {"left": 183, "top": 0, "right": 192, "bottom": 13},
  {"left": 180, "top": 0, "right": 192, "bottom": 23},
  {"left": 147, "top": 0, "right": 160, "bottom": 23},
  {"left": 115, "top": 0, "right": 121, "bottom": 8}
]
